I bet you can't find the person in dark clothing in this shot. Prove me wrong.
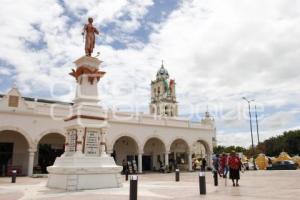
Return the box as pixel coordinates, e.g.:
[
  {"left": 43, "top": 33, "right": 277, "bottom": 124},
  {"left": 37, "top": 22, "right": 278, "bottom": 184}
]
[
  {"left": 174, "top": 160, "right": 178, "bottom": 170},
  {"left": 213, "top": 154, "right": 222, "bottom": 177},
  {"left": 201, "top": 158, "right": 207, "bottom": 171},
  {"left": 158, "top": 159, "right": 164, "bottom": 173},
  {"left": 228, "top": 151, "right": 242, "bottom": 187},
  {"left": 122, "top": 159, "right": 127, "bottom": 174}
]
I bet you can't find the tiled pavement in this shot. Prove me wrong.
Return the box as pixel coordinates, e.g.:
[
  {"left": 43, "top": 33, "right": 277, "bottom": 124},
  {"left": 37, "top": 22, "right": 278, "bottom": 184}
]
[{"left": 0, "top": 170, "right": 299, "bottom": 200}]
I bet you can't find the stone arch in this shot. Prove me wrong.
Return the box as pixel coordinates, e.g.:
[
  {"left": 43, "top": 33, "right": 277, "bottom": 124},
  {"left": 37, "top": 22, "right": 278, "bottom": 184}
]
[
  {"left": 169, "top": 138, "right": 190, "bottom": 171},
  {"left": 192, "top": 139, "right": 211, "bottom": 153},
  {"left": 168, "top": 137, "right": 190, "bottom": 152},
  {"left": 110, "top": 133, "right": 142, "bottom": 152},
  {"left": 36, "top": 129, "right": 65, "bottom": 144},
  {"left": 112, "top": 135, "right": 140, "bottom": 166},
  {"left": 191, "top": 139, "right": 212, "bottom": 168},
  {"left": 141, "top": 135, "right": 167, "bottom": 151},
  {"left": 0, "top": 127, "right": 33, "bottom": 176},
  {"left": 142, "top": 137, "right": 167, "bottom": 171},
  {"left": 0, "top": 126, "right": 35, "bottom": 150},
  {"left": 37, "top": 131, "right": 65, "bottom": 174}
]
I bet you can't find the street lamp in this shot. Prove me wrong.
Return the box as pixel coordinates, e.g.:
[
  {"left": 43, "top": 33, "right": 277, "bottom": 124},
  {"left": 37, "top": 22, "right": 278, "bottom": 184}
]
[
  {"left": 242, "top": 97, "right": 257, "bottom": 170},
  {"left": 254, "top": 105, "right": 260, "bottom": 144}
]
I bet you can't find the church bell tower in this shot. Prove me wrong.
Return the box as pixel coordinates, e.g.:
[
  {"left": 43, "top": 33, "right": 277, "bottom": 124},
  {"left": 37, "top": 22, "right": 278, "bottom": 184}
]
[{"left": 150, "top": 61, "right": 178, "bottom": 117}]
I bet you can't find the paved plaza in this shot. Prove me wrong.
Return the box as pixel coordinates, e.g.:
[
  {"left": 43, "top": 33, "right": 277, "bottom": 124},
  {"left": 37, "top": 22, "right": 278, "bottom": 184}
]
[{"left": 0, "top": 170, "right": 299, "bottom": 200}]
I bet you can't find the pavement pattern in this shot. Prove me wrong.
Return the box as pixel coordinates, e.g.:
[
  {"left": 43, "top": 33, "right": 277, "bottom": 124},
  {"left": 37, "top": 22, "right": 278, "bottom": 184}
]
[{"left": 0, "top": 170, "right": 299, "bottom": 200}]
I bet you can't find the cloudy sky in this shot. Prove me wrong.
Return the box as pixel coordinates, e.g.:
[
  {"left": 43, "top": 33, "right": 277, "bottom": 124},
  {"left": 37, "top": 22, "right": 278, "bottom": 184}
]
[{"left": 0, "top": 0, "right": 300, "bottom": 147}]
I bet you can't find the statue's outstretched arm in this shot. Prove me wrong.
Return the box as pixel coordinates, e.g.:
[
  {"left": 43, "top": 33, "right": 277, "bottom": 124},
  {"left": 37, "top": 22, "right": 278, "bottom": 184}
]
[
  {"left": 82, "top": 24, "right": 87, "bottom": 35},
  {"left": 94, "top": 28, "right": 99, "bottom": 35}
]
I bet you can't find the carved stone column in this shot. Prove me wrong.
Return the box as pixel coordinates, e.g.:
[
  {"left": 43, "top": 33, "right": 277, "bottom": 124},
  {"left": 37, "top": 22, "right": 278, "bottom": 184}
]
[
  {"left": 188, "top": 152, "right": 193, "bottom": 171},
  {"left": 100, "top": 128, "right": 107, "bottom": 157},
  {"left": 164, "top": 151, "right": 169, "bottom": 167},
  {"left": 27, "top": 149, "right": 36, "bottom": 176},
  {"left": 138, "top": 152, "right": 143, "bottom": 173}
]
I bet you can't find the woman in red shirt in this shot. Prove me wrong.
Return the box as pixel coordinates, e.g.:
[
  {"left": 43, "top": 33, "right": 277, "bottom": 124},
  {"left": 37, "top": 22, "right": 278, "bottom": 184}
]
[{"left": 228, "top": 151, "right": 242, "bottom": 187}]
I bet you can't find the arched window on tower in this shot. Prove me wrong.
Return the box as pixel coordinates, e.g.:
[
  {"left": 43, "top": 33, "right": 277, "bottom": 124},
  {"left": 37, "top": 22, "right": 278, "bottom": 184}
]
[
  {"left": 165, "top": 105, "right": 168, "bottom": 115},
  {"left": 158, "top": 87, "right": 160, "bottom": 95}
]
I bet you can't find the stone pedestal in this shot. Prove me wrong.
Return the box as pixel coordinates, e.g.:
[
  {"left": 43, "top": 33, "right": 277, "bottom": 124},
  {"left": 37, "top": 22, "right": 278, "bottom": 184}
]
[{"left": 47, "top": 56, "right": 122, "bottom": 191}]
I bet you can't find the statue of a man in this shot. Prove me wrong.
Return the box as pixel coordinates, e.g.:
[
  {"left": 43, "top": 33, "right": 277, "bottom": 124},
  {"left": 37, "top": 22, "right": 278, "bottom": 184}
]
[{"left": 82, "top": 17, "right": 99, "bottom": 56}]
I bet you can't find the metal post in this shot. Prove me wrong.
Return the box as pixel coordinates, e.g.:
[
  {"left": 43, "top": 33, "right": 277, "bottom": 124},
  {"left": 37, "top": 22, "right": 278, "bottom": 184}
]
[
  {"left": 243, "top": 97, "right": 257, "bottom": 170},
  {"left": 213, "top": 171, "right": 218, "bottom": 186},
  {"left": 11, "top": 170, "right": 17, "bottom": 183},
  {"left": 129, "top": 175, "right": 138, "bottom": 200},
  {"left": 175, "top": 168, "right": 180, "bottom": 182},
  {"left": 248, "top": 103, "right": 255, "bottom": 155},
  {"left": 255, "top": 105, "right": 260, "bottom": 144},
  {"left": 199, "top": 171, "right": 206, "bottom": 195}
]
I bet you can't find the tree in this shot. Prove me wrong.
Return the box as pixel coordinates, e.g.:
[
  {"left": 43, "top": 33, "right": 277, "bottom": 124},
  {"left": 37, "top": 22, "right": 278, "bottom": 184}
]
[
  {"left": 213, "top": 145, "right": 247, "bottom": 155},
  {"left": 213, "top": 145, "right": 226, "bottom": 154},
  {"left": 262, "top": 130, "right": 300, "bottom": 156},
  {"left": 214, "top": 129, "right": 300, "bottom": 157}
]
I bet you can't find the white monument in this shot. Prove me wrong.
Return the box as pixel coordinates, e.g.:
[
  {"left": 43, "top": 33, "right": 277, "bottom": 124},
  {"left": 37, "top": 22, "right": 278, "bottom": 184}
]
[{"left": 47, "top": 55, "right": 122, "bottom": 190}]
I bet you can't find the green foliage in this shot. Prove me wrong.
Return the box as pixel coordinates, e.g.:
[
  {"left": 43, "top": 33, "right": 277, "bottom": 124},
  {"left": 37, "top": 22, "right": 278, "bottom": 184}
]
[
  {"left": 262, "top": 130, "right": 300, "bottom": 156},
  {"left": 213, "top": 145, "right": 246, "bottom": 155},
  {"left": 216, "top": 130, "right": 300, "bottom": 157}
]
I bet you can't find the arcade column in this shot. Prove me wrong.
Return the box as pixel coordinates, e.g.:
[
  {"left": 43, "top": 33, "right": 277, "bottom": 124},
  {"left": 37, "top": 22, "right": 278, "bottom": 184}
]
[
  {"left": 138, "top": 152, "right": 143, "bottom": 173},
  {"left": 188, "top": 152, "right": 193, "bottom": 171},
  {"left": 27, "top": 149, "right": 36, "bottom": 176}
]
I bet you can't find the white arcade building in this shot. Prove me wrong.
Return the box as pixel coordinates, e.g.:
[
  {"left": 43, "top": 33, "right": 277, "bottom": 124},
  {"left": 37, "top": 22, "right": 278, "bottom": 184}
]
[{"left": 0, "top": 62, "right": 216, "bottom": 177}]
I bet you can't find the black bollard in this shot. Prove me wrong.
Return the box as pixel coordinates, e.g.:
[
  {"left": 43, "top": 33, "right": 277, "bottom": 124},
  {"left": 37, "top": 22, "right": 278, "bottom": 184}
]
[
  {"left": 199, "top": 171, "right": 206, "bottom": 195},
  {"left": 213, "top": 171, "right": 218, "bottom": 186},
  {"left": 125, "top": 169, "right": 129, "bottom": 181},
  {"left": 175, "top": 168, "right": 180, "bottom": 182},
  {"left": 11, "top": 170, "right": 17, "bottom": 183},
  {"left": 129, "top": 175, "right": 138, "bottom": 200}
]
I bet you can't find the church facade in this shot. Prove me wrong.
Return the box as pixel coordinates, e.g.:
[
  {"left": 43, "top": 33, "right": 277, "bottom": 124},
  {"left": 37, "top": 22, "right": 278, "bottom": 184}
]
[{"left": 0, "top": 63, "right": 216, "bottom": 177}]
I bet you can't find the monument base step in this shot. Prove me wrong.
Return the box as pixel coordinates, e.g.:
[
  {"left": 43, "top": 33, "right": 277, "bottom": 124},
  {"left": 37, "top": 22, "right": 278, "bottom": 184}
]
[
  {"left": 46, "top": 155, "right": 122, "bottom": 190},
  {"left": 47, "top": 173, "right": 122, "bottom": 190}
]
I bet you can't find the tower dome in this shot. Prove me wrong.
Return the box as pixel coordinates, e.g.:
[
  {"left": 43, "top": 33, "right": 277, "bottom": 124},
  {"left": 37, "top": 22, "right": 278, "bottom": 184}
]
[{"left": 156, "top": 60, "right": 169, "bottom": 80}]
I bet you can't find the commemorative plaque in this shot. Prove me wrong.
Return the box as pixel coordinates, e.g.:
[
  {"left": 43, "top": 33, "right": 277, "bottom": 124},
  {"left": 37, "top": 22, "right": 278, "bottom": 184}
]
[{"left": 85, "top": 131, "right": 99, "bottom": 156}]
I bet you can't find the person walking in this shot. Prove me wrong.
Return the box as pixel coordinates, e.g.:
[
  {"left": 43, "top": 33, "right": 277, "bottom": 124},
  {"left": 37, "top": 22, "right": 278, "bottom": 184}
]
[
  {"left": 220, "top": 153, "right": 229, "bottom": 178},
  {"left": 122, "top": 159, "right": 128, "bottom": 174},
  {"left": 201, "top": 158, "right": 207, "bottom": 171},
  {"left": 213, "top": 154, "right": 222, "bottom": 177},
  {"left": 228, "top": 151, "right": 242, "bottom": 187}
]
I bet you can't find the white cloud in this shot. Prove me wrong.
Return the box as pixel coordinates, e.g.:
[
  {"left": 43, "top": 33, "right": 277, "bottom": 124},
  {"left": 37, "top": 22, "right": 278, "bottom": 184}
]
[
  {"left": 0, "top": 68, "right": 11, "bottom": 76},
  {"left": 0, "top": 0, "right": 300, "bottom": 146},
  {"left": 218, "top": 125, "right": 300, "bottom": 147},
  {"left": 261, "top": 110, "right": 299, "bottom": 130}
]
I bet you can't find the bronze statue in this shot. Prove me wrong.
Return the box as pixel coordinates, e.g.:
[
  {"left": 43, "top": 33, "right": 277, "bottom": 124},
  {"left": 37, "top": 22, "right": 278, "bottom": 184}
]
[{"left": 82, "top": 17, "right": 99, "bottom": 56}]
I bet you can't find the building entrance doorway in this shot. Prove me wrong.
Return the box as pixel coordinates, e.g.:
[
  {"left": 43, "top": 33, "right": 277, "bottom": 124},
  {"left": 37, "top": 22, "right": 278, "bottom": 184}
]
[
  {"left": 37, "top": 133, "right": 65, "bottom": 174},
  {"left": 38, "top": 144, "right": 64, "bottom": 173},
  {"left": 142, "top": 155, "right": 152, "bottom": 171},
  {"left": 0, "top": 130, "right": 29, "bottom": 176},
  {"left": 0, "top": 143, "right": 13, "bottom": 176},
  {"left": 143, "top": 137, "right": 166, "bottom": 172}
]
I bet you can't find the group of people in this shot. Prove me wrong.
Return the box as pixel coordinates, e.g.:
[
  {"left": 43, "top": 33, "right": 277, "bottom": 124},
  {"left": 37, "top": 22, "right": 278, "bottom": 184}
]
[
  {"left": 192, "top": 158, "right": 207, "bottom": 171},
  {"left": 213, "top": 151, "right": 243, "bottom": 187}
]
